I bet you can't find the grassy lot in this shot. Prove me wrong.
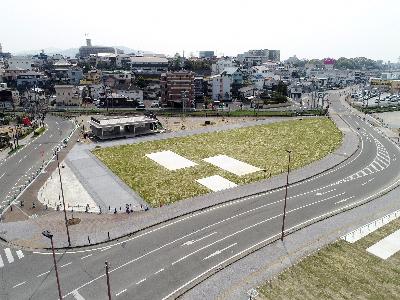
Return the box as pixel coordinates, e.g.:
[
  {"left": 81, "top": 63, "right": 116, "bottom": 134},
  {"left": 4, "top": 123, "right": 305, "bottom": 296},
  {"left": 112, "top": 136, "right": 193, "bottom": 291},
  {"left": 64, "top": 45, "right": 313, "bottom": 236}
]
[
  {"left": 258, "top": 218, "right": 400, "bottom": 300},
  {"left": 93, "top": 118, "right": 342, "bottom": 207}
]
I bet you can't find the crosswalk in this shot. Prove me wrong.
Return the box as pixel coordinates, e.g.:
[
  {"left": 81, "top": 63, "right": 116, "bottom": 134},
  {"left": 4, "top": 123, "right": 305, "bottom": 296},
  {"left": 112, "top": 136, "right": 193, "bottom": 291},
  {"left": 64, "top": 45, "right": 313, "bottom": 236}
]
[
  {"left": 0, "top": 248, "right": 24, "bottom": 268},
  {"left": 337, "top": 138, "right": 390, "bottom": 184}
]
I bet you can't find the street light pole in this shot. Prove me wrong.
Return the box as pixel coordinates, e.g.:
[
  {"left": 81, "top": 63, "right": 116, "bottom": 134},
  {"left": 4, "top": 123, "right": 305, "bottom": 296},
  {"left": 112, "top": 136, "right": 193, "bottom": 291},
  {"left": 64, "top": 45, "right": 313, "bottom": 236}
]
[
  {"left": 42, "top": 230, "right": 62, "bottom": 300},
  {"left": 105, "top": 261, "right": 112, "bottom": 300},
  {"left": 56, "top": 151, "right": 71, "bottom": 247},
  {"left": 281, "top": 150, "right": 291, "bottom": 241}
]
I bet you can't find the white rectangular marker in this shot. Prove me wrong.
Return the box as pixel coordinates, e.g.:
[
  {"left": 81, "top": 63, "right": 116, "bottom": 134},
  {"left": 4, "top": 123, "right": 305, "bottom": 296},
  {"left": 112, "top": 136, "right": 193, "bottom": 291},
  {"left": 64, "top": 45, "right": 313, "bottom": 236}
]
[
  {"left": 16, "top": 250, "right": 24, "bottom": 259},
  {"left": 4, "top": 248, "right": 14, "bottom": 263},
  {"left": 115, "top": 289, "right": 127, "bottom": 297},
  {"left": 204, "top": 155, "right": 261, "bottom": 176},
  {"left": 146, "top": 150, "right": 197, "bottom": 171},
  {"left": 0, "top": 254, "right": 4, "bottom": 268},
  {"left": 72, "top": 289, "right": 86, "bottom": 300},
  {"left": 367, "top": 229, "right": 400, "bottom": 259}
]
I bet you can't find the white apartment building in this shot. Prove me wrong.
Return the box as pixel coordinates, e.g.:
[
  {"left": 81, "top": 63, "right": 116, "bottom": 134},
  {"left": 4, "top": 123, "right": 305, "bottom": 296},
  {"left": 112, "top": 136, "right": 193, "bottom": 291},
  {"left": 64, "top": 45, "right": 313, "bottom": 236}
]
[
  {"left": 7, "top": 56, "right": 35, "bottom": 70},
  {"left": 211, "top": 58, "right": 235, "bottom": 75}
]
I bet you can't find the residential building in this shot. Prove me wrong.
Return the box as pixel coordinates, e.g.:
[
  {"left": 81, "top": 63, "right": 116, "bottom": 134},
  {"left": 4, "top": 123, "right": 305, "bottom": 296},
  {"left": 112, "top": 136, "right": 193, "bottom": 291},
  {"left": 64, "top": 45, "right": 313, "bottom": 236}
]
[
  {"left": 194, "top": 76, "right": 205, "bottom": 102},
  {"left": 54, "top": 85, "right": 83, "bottom": 106},
  {"left": 78, "top": 39, "right": 122, "bottom": 58},
  {"left": 199, "top": 51, "right": 215, "bottom": 59},
  {"left": 160, "top": 70, "right": 195, "bottom": 107},
  {"left": 7, "top": 56, "right": 35, "bottom": 70},
  {"left": 102, "top": 70, "right": 133, "bottom": 87},
  {"left": 211, "top": 58, "right": 235, "bottom": 75},
  {"left": 237, "top": 49, "right": 280, "bottom": 67},
  {"left": 80, "top": 69, "right": 102, "bottom": 85},
  {"left": 210, "top": 67, "right": 244, "bottom": 101},
  {"left": 16, "top": 71, "right": 48, "bottom": 88},
  {"left": 0, "top": 43, "right": 11, "bottom": 59},
  {"left": 52, "top": 67, "right": 83, "bottom": 85},
  {"left": 116, "top": 89, "right": 143, "bottom": 101},
  {"left": 130, "top": 56, "right": 169, "bottom": 76}
]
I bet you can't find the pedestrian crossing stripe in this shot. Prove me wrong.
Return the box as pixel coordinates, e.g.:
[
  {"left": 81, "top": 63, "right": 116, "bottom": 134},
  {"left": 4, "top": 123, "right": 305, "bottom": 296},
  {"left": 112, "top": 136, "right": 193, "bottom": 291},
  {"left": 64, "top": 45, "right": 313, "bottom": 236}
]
[{"left": 0, "top": 248, "right": 24, "bottom": 268}]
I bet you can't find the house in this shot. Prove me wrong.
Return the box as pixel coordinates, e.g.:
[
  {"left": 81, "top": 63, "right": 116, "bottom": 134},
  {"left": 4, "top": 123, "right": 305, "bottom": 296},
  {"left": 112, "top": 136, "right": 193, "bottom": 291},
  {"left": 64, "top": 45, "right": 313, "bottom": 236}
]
[
  {"left": 237, "top": 49, "right": 280, "bottom": 67},
  {"left": 80, "top": 69, "right": 102, "bottom": 85},
  {"left": 210, "top": 67, "right": 244, "bottom": 101},
  {"left": 54, "top": 85, "right": 83, "bottom": 106},
  {"left": 102, "top": 70, "right": 133, "bottom": 87},
  {"left": 89, "top": 115, "right": 161, "bottom": 140},
  {"left": 130, "top": 56, "right": 169, "bottom": 76},
  {"left": 199, "top": 51, "right": 215, "bottom": 59},
  {"left": 52, "top": 67, "right": 83, "bottom": 85},
  {"left": 194, "top": 77, "right": 205, "bottom": 102},
  {"left": 160, "top": 70, "right": 195, "bottom": 107}
]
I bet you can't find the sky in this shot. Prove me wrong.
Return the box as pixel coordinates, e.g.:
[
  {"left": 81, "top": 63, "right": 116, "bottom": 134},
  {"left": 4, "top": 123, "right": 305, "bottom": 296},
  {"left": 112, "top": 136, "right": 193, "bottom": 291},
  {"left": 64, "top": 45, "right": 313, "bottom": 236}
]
[{"left": 1, "top": 0, "right": 399, "bottom": 61}]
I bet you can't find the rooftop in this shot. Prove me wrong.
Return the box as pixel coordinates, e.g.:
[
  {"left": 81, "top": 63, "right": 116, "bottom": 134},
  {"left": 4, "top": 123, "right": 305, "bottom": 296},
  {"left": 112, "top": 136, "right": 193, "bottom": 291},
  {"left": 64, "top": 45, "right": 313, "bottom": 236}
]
[{"left": 90, "top": 115, "right": 156, "bottom": 127}]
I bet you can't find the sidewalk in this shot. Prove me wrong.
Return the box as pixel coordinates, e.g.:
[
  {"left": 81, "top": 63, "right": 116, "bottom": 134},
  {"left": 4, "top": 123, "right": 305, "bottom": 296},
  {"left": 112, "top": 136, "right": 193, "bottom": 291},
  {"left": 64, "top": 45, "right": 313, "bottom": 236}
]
[{"left": 0, "top": 112, "right": 360, "bottom": 249}]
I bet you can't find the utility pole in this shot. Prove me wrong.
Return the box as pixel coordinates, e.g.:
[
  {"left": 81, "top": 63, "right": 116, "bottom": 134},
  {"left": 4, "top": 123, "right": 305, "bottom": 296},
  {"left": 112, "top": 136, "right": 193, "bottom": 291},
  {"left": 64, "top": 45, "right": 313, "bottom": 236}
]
[
  {"left": 105, "top": 261, "right": 112, "bottom": 300},
  {"left": 281, "top": 150, "right": 292, "bottom": 241},
  {"left": 56, "top": 152, "right": 71, "bottom": 247},
  {"left": 42, "top": 230, "right": 62, "bottom": 300}
]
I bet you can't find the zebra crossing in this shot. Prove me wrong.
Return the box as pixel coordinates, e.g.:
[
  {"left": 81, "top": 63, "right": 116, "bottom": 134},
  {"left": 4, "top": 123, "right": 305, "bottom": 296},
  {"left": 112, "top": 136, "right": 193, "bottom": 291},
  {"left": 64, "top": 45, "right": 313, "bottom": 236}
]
[
  {"left": 337, "top": 137, "right": 390, "bottom": 184},
  {"left": 0, "top": 247, "right": 24, "bottom": 268}
]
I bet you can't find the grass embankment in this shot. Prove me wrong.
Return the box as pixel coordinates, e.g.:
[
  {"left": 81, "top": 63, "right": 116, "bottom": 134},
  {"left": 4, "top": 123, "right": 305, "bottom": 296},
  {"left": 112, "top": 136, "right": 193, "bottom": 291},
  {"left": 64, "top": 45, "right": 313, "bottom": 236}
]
[
  {"left": 93, "top": 118, "right": 342, "bottom": 207},
  {"left": 258, "top": 218, "right": 400, "bottom": 300},
  {"left": 33, "top": 126, "right": 46, "bottom": 136}
]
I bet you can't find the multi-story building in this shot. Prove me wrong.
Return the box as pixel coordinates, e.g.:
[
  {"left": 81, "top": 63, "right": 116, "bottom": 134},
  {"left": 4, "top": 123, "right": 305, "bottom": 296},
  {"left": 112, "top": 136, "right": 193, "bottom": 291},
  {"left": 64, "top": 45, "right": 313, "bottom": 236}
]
[
  {"left": 52, "top": 67, "right": 83, "bottom": 85},
  {"left": 130, "top": 56, "right": 169, "bottom": 76},
  {"left": 80, "top": 69, "right": 103, "bottom": 85},
  {"left": 7, "top": 56, "right": 35, "bottom": 70},
  {"left": 160, "top": 71, "right": 195, "bottom": 107},
  {"left": 210, "top": 67, "right": 244, "bottom": 101},
  {"left": 16, "top": 71, "right": 48, "bottom": 88},
  {"left": 199, "top": 51, "right": 215, "bottom": 59},
  {"left": 237, "top": 49, "right": 280, "bottom": 67},
  {"left": 54, "top": 85, "right": 83, "bottom": 106},
  {"left": 78, "top": 39, "right": 122, "bottom": 58},
  {"left": 194, "top": 76, "right": 205, "bottom": 102},
  {"left": 102, "top": 70, "right": 133, "bottom": 87},
  {"left": 211, "top": 58, "right": 236, "bottom": 75}
]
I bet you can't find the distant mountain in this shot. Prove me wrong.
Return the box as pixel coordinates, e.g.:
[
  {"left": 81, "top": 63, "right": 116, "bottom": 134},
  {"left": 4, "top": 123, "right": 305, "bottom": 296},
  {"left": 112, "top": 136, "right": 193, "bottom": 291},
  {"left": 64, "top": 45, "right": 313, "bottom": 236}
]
[{"left": 15, "top": 46, "right": 151, "bottom": 58}]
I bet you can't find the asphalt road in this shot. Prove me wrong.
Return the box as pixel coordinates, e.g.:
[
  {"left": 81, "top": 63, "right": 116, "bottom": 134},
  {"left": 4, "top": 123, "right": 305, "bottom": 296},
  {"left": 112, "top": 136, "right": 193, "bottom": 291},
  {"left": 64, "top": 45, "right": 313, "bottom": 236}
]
[
  {"left": 1, "top": 91, "right": 400, "bottom": 300},
  {"left": 0, "top": 115, "right": 75, "bottom": 213}
]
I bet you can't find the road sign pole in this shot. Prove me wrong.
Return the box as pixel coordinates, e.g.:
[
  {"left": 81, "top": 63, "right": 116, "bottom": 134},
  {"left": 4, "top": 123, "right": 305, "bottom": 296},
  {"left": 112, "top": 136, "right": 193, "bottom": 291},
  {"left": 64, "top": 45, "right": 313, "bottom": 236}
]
[
  {"left": 281, "top": 150, "right": 291, "bottom": 241},
  {"left": 105, "top": 261, "right": 112, "bottom": 300},
  {"left": 56, "top": 152, "right": 71, "bottom": 247}
]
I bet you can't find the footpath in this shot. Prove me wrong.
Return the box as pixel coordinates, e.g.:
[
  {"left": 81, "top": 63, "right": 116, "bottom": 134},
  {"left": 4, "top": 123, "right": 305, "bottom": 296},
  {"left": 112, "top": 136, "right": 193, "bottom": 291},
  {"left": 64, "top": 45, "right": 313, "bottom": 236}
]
[{"left": 0, "top": 111, "right": 360, "bottom": 249}]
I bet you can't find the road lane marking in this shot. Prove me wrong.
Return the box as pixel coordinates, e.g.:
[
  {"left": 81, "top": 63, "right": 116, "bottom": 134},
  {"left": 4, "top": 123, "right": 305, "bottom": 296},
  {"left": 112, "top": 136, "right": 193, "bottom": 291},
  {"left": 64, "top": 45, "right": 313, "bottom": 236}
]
[
  {"left": 0, "top": 172, "right": 5, "bottom": 180},
  {"left": 13, "top": 281, "right": 26, "bottom": 288},
  {"left": 154, "top": 268, "right": 164, "bottom": 275},
  {"left": 315, "top": 189, "right": 336, "bottom": 196},
  {"left": 72, "top": 289, "right": 86, "bottom": 300},
  {"left": 81, "top": 254, "right": 92, "bottom": 260},
  {"left": 335, "top": 196, "right": 355, "bottom": 204},
  {"left": 37, "top": 271, "right": 50, "bottom": 277},
  {"left": 182, "top": 232, "right": 217, "bottom": 246},
  {"left": 361, "top": 178, "right": 375, "bottom": 186},
  {"left": 116, "top": 289, "right": 127, "bottom": 297},
  {"left": 4, "top": 248, "right": 14, "bottom": 263},
  {"left": 0, "top": 254, "right": 3, "bottom": 268},
  {"left": 203, "top": 243, "right": 237, "bottom": 260},
  {"left": 60, "top": 262, "right": 72, "bottom": 268},
  {"left": 136, "top": 278, "right": 146, "bottom": 285},
  {"left": 16, "top": 250, "right": 24, "bottom": 259}
]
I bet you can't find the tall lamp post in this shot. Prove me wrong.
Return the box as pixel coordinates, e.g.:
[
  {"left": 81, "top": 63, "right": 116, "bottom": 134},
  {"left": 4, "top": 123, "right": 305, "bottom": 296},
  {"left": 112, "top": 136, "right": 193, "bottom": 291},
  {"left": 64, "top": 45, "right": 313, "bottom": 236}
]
[
  {"left": 105, "top": 261, "right": 112, "bottom": 300},
  {"left": 281, "top": 150, "right": 292, "bottom": 241},
  {"left": 42, "top": 230, "right": 62, "bottom": 300},
  {"left": 56, "top": 151, "right": 71, "bottom": 247}
]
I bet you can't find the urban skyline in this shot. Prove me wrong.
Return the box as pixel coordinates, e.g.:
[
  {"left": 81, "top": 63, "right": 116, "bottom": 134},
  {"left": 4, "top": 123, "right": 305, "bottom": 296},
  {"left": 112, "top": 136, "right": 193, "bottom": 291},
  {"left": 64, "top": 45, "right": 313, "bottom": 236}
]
[{"left": 1, "top": 0, "right": 400, "bottom": 61}]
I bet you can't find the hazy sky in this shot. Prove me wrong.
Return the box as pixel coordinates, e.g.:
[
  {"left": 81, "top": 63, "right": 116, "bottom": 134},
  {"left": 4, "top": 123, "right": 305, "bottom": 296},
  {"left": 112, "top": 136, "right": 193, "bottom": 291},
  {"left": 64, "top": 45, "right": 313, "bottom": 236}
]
[{"left": 1, "top": 0, "right": 399, "bottom": 61}]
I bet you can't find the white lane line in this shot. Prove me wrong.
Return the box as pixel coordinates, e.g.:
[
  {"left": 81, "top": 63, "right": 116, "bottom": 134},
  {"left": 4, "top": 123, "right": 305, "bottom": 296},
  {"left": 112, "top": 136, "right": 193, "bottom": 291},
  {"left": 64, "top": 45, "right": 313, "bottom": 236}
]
[
  {"left": 60, "top": 262, "right": 72, "bottom": 268},
  {"left": 100, "top": 246, "right": 112, "bottom": 252},
  {"left": 136, "top": 278, "right": 146, "bottom": 285},
  {"left": 37, "top": 270, "right": 50, "bottom": 278},
  {"left": 16, "top": 250, "right": 24, "bottom": 259},
  {"left": 81, "top": 254, "right": 92, "bottom": 260},
  {"left": 154, "top": 268, "right": 164, "bottom": 275},
  {"left": 0, "top": 172, "right": 5, "bottom": 180},
  {"left": 72, "top": 289, "right": 86, "bottom": 300},
  {"left": 182, "top": 232, "right": 217, "bottom": 246},
  {"left": 361, "top": 178, "right": 375, "bottom": 186},
  {"left": 115, "top": 289, "right": 127, "bottom": 297},
  {"left": 4, "top": 248, "right": 14, "bottom": 263},
  {"left": 13, "top": 281, "right": 26, "bottom": 288},
  {"left": 0, "top": 254, "right": 4, "bottom": 268},
  {"left": 203, "top": 243, "right": 237, "bottom": 260},
  {"left": 315, "top": 188, "right": 336, "bottom": 196},
  {"left": 335, "top": 196, "right": 355, "bottom": 204}
]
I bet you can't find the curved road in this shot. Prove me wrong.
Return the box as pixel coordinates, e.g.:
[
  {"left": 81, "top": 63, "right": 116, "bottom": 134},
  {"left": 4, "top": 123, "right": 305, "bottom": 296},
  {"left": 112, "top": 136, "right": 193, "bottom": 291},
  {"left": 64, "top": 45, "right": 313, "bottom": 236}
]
[{"left": 1, "top": 91, "right": 400, "bottom": 300}]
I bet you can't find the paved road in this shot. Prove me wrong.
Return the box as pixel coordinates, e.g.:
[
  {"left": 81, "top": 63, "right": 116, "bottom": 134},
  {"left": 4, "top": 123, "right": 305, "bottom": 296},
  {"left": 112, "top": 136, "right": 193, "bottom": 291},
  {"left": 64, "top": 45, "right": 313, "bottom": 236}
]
[
  {"left": 0, "top": 115, "right": 75, "bottom": 214},
  {"left": 2, "top": 90, "right": 400, "bottom": 300}
]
